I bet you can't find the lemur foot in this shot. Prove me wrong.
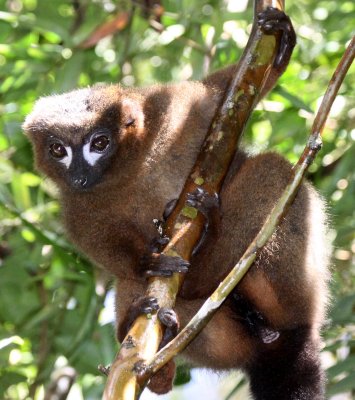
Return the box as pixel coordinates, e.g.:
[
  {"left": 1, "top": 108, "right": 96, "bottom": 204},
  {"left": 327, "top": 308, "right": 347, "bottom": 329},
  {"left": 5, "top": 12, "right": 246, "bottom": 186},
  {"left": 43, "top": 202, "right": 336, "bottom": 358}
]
[
  {"left": 126, "top": 300, "right": 179, "bottom": 342},
  {"left": 130, "top": 296, "right": 159, "bottom": 319},
  {"left": 186, "top": 187, "right": 220, "bottom": 256},
  {"left": 147, "top": 308, "right": 179, "bottom": 393},
  {"left": 127, "top": 305, "right": 179, "bottom": 395},
  {"left": 186, "top": 187, "right": 219, "bottom": 217},
  {"left": 119, "top": 296, "right": 159, "bottom": 339},
  {"left": 257, "top": 7, "right": 296, "bottom": 69},
  {"left": 141, "top": 253, "right": 190, "bottom": 277},
  {"left": 134, "top": 358, "right": 176, "bottom": 395},
  {"left": 147, "top": 360, "right": 176, "bottom": 395},
  {"left": 149, "top": 234, "right": 170, "bottom": 253},
  {"left": 158, "top": 307, "right": 180, "bottom": 348}
]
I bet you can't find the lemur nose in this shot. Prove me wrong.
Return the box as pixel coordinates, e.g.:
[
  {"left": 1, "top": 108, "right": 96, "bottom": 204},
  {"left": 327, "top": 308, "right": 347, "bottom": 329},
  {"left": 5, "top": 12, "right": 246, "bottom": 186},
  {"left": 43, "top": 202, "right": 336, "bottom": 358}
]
[
  {"left": 81, "top": 177, "right": 88, "bottom": 186},
  {"left": 73, "top": 176, "right": 88, "bottom": 188}
]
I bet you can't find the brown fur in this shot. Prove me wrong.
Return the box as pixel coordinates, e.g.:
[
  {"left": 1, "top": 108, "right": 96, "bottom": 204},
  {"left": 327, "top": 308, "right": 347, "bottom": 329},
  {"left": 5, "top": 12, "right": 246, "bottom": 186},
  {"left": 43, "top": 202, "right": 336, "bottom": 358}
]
[{"left": 24, "top": 32, "right": 330, "bottom": 400}]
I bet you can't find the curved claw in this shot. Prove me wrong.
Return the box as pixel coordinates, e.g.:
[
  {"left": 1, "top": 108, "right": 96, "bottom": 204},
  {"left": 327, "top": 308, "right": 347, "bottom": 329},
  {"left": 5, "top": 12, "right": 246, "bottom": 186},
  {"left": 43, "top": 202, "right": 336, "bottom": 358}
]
[
  {"left": 149, "top": 235, "right": 170, "bottom": 253},
  {"left": 163, "top": 198, "right": 178, "bottom": 221}
]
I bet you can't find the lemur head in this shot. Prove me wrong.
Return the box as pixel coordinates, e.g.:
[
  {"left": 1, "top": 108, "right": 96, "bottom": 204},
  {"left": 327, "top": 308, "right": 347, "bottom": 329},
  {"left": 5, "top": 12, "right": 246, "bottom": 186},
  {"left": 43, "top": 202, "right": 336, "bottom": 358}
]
[{"left": 23, "top": 85, "right": 144, "bottom": 191}]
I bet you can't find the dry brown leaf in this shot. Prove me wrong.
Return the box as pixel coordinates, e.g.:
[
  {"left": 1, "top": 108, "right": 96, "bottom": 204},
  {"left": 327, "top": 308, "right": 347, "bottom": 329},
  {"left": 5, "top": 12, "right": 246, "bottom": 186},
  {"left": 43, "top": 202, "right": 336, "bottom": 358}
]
[{"left": 79, "top": 12, "right": 130, "bottom": 49}]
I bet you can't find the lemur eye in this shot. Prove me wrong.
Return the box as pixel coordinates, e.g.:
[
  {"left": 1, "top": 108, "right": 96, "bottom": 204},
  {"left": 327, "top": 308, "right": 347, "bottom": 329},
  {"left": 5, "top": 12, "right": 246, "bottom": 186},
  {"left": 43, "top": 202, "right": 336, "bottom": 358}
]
[
  {"left": 91, "top": 135, "right": 110, "bottom": 152},
  {"left": 49, "top": 143, "right": 67, "bottom": 159}
]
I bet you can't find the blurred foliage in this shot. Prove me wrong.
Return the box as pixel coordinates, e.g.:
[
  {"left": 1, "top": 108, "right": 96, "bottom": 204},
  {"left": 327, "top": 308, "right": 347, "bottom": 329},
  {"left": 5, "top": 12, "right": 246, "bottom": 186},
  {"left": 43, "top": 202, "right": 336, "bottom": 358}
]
[{"left": 0, "top": 0, "right": 354, "bottom": 399}]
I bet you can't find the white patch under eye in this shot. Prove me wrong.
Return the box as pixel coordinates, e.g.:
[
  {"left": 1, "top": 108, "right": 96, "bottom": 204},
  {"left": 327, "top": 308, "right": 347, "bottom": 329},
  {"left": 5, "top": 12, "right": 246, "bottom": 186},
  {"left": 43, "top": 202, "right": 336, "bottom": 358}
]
[
  {"left": 59, "top": 146, "right": 73, "bottom": 169},
  {"left": 83, "top": 142, "right": 104, "bottom": 166}
]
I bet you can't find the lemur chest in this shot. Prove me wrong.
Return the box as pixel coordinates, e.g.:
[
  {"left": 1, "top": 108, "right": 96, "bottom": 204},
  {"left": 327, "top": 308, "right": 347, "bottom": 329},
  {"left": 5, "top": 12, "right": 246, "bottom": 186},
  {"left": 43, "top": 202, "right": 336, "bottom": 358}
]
[{"left": 61, "top": 191, "right": 164, "bottom": 271}]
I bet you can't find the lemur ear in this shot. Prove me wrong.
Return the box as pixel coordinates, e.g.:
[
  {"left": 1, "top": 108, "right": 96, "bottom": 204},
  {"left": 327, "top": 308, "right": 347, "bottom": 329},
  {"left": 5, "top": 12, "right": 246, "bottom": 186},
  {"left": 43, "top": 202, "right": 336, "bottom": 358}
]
[{"left": 120, "top": 98, "right": 145, "bottom": 137}]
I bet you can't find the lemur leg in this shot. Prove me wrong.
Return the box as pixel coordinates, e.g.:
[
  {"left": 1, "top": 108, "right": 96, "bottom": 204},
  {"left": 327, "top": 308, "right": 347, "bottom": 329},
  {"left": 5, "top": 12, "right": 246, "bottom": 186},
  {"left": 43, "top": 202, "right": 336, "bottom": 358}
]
[{"left": 146, "top": 308, "right": 180, "bottom": 395}]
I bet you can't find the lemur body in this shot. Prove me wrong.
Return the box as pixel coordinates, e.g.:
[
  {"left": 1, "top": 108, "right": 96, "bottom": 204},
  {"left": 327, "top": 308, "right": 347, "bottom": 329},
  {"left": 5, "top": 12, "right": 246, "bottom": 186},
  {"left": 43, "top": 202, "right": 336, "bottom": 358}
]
[{"left": 24, "top": 9, "right": 330, "bottom": 399}]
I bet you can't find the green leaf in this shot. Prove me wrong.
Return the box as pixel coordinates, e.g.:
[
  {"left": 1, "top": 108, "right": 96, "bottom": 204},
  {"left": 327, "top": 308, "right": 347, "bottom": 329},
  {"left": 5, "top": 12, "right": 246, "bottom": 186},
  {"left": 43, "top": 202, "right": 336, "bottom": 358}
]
[
  {"left": 330, "top": 294, "right": 355, "bottom": 324},
  {"left": 327, "top": 371, "right": 355, "bottom": 395},
  {"left": 327, "top": 356, "right": 355, "bottom": 379},
  {"left": 54, "top": 51, "right": 85, "bottom": 92},
  {"left": 0, "top": 372, "right": 27, "bottom": 395},
  {"left": 173, "top": 364, "right": 191, "bottom": 386}
]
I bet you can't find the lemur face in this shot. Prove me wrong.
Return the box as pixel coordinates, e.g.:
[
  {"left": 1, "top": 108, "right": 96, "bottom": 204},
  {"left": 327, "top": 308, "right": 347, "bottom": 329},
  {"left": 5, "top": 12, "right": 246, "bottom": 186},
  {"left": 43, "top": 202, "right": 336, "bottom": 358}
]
[
  {"left": 23, "top": 87, "right": 124, "bottom": 191},
  {"left": 44, "top": 128, "right": 116, "bottom": 190}
]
